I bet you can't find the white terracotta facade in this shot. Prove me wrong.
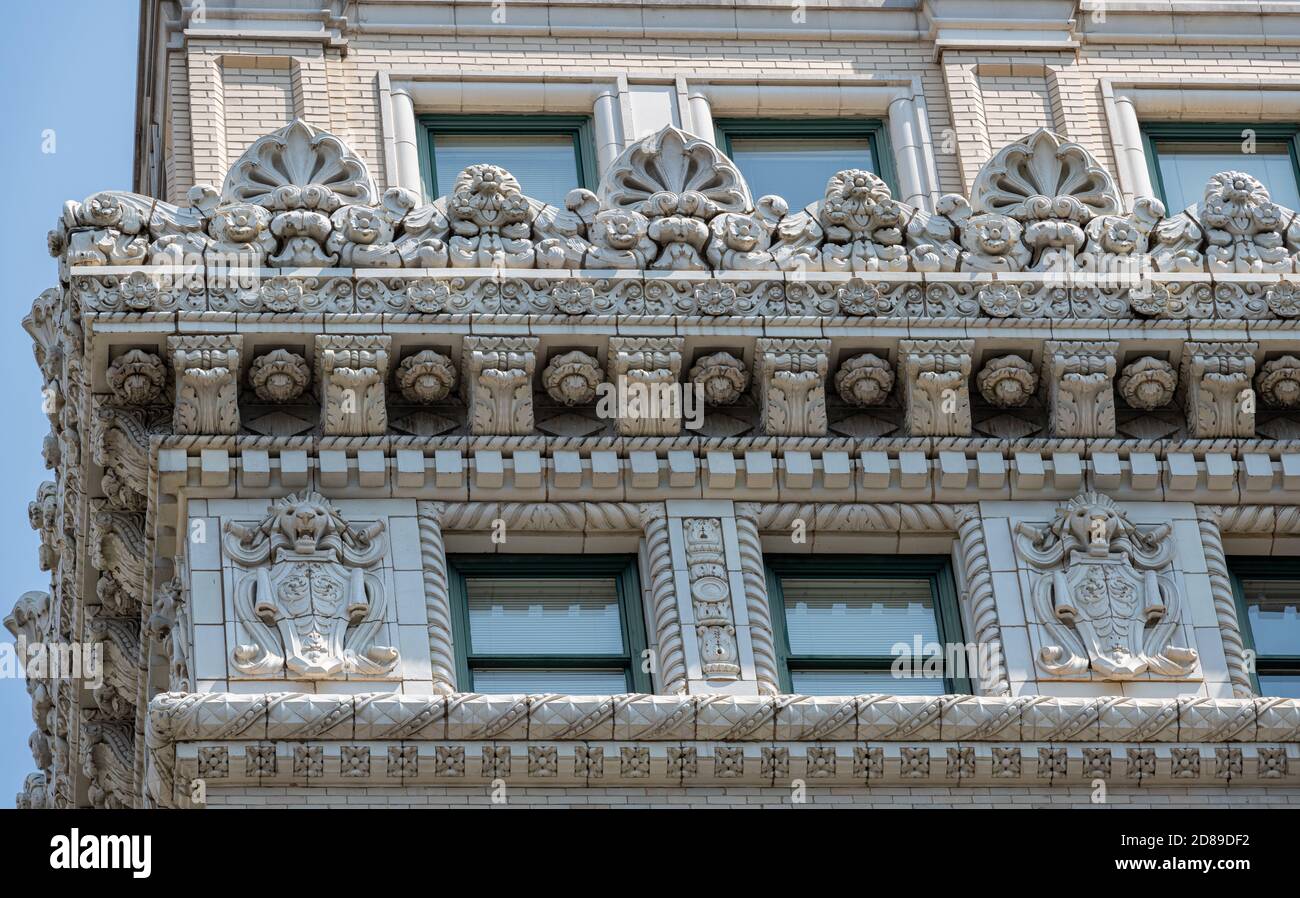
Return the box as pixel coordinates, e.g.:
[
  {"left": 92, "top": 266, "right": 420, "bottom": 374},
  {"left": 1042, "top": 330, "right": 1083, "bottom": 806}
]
[{"left": 11, "top": 0, "right": 1300, "bottom": 808}]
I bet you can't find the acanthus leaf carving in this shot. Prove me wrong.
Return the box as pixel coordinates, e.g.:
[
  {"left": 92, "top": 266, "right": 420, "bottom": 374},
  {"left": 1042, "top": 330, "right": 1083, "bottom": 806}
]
[
  {"left": 900, "top": 339, "right": 972, "bottom": 436},
  {"left": 462, "top": 336, "right": 538, "bottom": 436},
  {"left": 1044, "top": 341, "right": 1118, "bottom": 437},
  {"left": 316, "top": 335, "right": 391, "bottom": 436},
  {"left": 167, "top": 335, "right": 242, "bottom": 435},
  {"left": 755, "top": 338, "right": 829, "bottom": 436},
  {"left": 1180, "top": 341, "right": 1257, "bottom": 438}
]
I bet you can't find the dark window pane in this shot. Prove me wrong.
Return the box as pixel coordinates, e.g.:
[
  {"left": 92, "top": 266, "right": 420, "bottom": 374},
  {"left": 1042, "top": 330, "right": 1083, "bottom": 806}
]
[
  {"left": 465, "top": 577, "right": 624, "bottom": 655},
  {"left": 729, "top": 136, "right": 874, "bottom": 211},
  {"left": 780, "top": 578, "right": 938, "bottom": 656},
  {"left": 434, "top": 133, "right": 578, "bottom": 208},
  {"left": 1240, "top": 578, "right": 1300, "bottom": 657},
  {"left": 1154, "top": 140, "right": 1300, "bottom": 212}
]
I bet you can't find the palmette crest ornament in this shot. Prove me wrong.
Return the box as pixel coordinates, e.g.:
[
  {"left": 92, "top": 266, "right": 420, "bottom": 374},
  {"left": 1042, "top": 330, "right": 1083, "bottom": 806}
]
[
  {"left": 222, "top": 492, "right": 397, "bottom": 679},
  {"left": 1014, "top": 492, "right": 1198, "bottom": 680}
]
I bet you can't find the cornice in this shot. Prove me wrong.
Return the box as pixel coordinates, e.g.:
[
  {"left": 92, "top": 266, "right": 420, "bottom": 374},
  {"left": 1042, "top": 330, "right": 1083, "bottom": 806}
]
[{"left": 143, "top": 691, "right": 1300, "bottom": 805}]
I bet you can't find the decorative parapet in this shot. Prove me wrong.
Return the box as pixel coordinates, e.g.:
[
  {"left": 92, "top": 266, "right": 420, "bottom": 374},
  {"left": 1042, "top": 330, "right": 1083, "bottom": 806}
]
[{"left": 45, "top": 121, "right": 1300, "bottom": 320}]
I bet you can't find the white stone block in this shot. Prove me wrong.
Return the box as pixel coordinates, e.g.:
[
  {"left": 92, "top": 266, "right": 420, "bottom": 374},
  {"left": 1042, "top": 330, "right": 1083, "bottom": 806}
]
[
  {"left": 744, "top": 450, "right": 774, "bottom": 488},
  {"left": 784, "top": 450, "right": 814, "bottom": 489},
  {"left": 553, "top": 450, "right": 583, "bottom": 487},
  {"left": 200, "top": 449, "right": 229, "bottom": 487},
  {"left": 822, "top": 451, "right": 851, "bottom": 489},
  {"left": 474, "top": 450, "right": 505, "bottom": 489},
  {"left": 667, "top": 450, "right": 696, "bottom": 487},
  {"left": 1166, "top": 452, "right": 1198, "bottom": 491},
  {"left": 1012, "top": 451, "right": 1044, "bottom": 490},
  {"left": 1242, "top": 453, "right": 1274, "bottom": 491},
  {"left": 319, "top": 450, "right": 349, "bottom": 488},
  {"left": 899, "top": 451, "right": 928, "bottom": 489},
  {"left": 1204, "top": 453, "right": 1234, "bottom": 491},
  {"left": 591, "top": 450, "right": 619, "bottom": 488},
  {"left": 241, "top": 449, "right": 271, "bottom": 487},
  {"left": 513, "top": 450, "right": 542, "bottom": 488},
  {"left": 976, "top": 451, "right": 1005, "bottom": 489},
  {"left": 630, "top": 451, "right": 660, "bottom": 487},
  {"left": 357, "top": 449, "right": 386, "bottom": 487},
  {"left": 395, "top": 449, "right": 425, "bottom": 487},
  {"left": 861, "top": 451, "right": 891, "bottom": 488},
  {"left": 706, "top": 450, "right": 736, "bottom": 489},
  {"left": 280, "top": 449, "right": 309, "bottom": 487},
  {"left": 434, "top": 450, "right": 463, "bottom": 487}
]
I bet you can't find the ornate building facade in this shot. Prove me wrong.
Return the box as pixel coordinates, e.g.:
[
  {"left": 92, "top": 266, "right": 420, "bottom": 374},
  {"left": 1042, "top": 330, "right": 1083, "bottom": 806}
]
[{"left": 10, "top": 0, "right": 1300, "bottom": 808}]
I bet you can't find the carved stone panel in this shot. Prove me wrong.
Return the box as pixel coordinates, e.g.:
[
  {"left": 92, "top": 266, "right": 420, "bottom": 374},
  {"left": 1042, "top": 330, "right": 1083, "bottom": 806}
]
[
  {"left": 683, "top": 518, "right": 740, "bottom": 681},
  {"left": 1015, "top": 492, "right": 1198, "bottom": 681},
  {"left": 222, "top": 492, "right": 398, "bottom": 679}
]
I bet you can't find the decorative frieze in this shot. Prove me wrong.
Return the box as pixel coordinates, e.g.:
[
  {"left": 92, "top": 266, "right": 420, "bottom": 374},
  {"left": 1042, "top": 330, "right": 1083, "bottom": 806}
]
[
  {"left": 316, "top": 335, "right": 391, "bottom": 436},
  {"left": 167, "top": 335, "right": 242, "bottom": 435},
  {"left": 754, "top": 338, "right": 830, "bottom": 436},
  {"left": 1043, "top": 341, "right": 1118, "bottom": 437},
  {"left": 1181, "top": 342, "right": 1258, "bottom": 438},
  {"left": 462, "top": 336, "right": 538, "bottom": 436},
  {"left": 607, "top": 337, "right": 684, "bottom": 437},
  {"left": 900, "top": 339, "right": 972, "bottom": 436}
]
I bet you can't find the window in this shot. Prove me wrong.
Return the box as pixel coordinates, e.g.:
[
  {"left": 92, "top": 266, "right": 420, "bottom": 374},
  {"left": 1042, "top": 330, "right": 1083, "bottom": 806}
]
[
  {"left": 1229, "top": 558, "right": 1300, "bottom": 698},
  {"left": 764, "top": 556, "right": 969, "bottom": 695},
  {"left": 448, "top": 554, "right": 650, "bottom": 693},
  {"left": 1141, "top": 123, "right": 1300, "bottom": 213},
  {"left": 714, "top": 119, "right": 897, "bottom": 212},
  {"left": 418, "top": 115, "right": 597, "bottom": 208}
]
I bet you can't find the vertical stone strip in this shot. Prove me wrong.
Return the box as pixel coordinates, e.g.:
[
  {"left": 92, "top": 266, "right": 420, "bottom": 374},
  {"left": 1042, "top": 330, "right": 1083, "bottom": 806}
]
[
  {"left": 952, "top": 506, "right": 1011, "bottom": 696},
  {"left": 1197, "top": 506, "right": 1254, "bottom": 698},
  {"left": 639, "top": 504, "right": 688, "bottom": 694},
  {"left": 733, "top": 509, "right": 780, "bottom": 695},
  {"left": 416, "top": 501, "right": 457, "bottom": 694}
]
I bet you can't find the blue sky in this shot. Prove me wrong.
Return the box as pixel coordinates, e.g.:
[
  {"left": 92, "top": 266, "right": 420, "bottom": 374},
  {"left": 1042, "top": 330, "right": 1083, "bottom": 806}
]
[{"left": 0, "top": 1, "right": 139, "bottom": 807}]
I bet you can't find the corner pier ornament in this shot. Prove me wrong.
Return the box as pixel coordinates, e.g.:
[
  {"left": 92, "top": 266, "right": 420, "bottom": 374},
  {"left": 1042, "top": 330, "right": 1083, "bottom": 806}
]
[
  {"left": 222, "top": 492, "right": 397, "bottom": 679},
  {"left": 1015, "top": 492, "right": 1198, "bottom": 680}
]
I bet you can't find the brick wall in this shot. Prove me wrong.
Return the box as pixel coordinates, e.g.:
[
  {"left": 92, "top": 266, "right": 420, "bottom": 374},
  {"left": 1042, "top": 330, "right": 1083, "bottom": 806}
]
[{"left": 158, "top": 34, "right": 1300, "bottom": 204}]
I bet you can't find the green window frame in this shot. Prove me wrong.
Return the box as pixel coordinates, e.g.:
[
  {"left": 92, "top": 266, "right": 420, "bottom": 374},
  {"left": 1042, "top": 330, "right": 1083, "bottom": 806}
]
[
  {"left": 763, "top": 555, "right": 970, "bottom": 695},
  {"left": 1227, "top": 557, "right": 1300, "bottom": 697},
  {"left": 448, "top": 553, "right": 651, "bottom": 693},
  {"left": 416, "top": 114, "right": 598, "bottom": 203},
  {"left": 1139, "top": 122, "right": 1300, "bottom": 211},
  {"left": 713, "top": 118, "right": 899, "bottom": 204}
]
